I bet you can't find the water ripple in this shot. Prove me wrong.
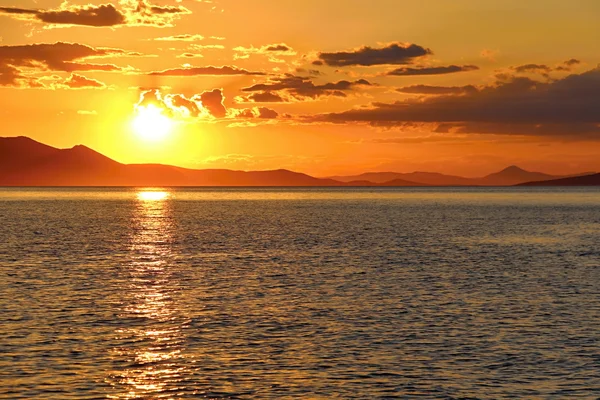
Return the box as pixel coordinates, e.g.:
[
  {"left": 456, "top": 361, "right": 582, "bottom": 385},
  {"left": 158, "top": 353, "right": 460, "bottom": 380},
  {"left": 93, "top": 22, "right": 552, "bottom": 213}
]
[{"left": 0, "top": 188, "right": 599, "bottom": 398}]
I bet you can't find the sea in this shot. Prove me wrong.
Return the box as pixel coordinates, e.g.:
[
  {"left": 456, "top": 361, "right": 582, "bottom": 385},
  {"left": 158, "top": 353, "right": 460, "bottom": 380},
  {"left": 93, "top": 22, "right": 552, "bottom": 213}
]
[{"left": 1, "top": 187, "right": 599, "bottom": 399}]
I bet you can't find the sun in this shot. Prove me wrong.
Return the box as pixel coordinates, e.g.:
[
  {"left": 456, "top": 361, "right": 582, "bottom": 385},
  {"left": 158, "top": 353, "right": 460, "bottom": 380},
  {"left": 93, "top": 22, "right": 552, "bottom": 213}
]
[{"left": 132, "top": 104, "right": 174, "bottom": 141}]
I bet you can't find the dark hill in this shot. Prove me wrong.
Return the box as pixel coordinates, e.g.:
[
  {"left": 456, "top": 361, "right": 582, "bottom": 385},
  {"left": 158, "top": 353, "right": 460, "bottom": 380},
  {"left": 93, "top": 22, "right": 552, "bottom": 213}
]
[
  {"left": 478, "top": 165, "right": 558, "bottom": 186},
  {"left": 0, "top": 137, "right": 347, "bottom": 186},
  {"left": 518, "top": 173, "right": 600, "bottom": 186}
]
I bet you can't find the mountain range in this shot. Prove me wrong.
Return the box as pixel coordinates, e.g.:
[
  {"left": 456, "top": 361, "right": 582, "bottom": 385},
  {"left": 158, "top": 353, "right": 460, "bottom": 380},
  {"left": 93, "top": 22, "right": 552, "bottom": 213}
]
[
  {"left": 327, "top": 167, "right": 595, "bottom": 186},
  {"left": 0, "top": 136, "right": 598, "bottom": 187}
]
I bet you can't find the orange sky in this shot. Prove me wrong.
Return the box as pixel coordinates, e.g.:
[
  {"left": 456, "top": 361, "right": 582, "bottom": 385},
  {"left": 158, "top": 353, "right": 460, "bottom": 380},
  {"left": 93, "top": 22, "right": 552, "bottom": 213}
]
[{"left": 1, "top": 0, "right": 600, "bottom": 177}]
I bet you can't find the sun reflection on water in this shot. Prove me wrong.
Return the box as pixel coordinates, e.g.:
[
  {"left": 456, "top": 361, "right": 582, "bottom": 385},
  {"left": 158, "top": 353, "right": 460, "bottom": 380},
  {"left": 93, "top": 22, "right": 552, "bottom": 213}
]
[
  {"left": 137, "top": 190, "right": 170, "bottom": 202},
  {"left": 107, "top": 189, "right": 194, "bottom": 399}
]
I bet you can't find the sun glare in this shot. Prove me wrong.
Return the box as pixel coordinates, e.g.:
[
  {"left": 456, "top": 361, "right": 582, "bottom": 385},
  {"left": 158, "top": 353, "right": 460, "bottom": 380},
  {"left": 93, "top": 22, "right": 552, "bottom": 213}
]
[
  {"left": 137, "top": 191, "right": 170, "bottom": 201},
  {"left": 132, "top": 105, "right": 173, "bottom": 141}
]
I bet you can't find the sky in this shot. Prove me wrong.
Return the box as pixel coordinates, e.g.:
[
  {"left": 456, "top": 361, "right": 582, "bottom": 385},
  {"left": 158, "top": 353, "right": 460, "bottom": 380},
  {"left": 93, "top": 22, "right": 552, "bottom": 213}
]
[{"left": 1, "top": 0, "right": 600, "bottom": 177}]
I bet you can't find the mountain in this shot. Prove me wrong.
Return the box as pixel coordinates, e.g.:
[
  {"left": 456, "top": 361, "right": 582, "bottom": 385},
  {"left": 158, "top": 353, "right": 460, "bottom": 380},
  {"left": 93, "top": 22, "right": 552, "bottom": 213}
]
[
  {"left": 0, "top": 137, "right": 351, "bottom": 186},
  {"left": 518, "top": 173, "right": 600, "bottom": 186},
  {"left": 379, "top": 178, "right": 429, "bottom": 187},
  {"left": 327, "top": 171, "right": 473, "bottom": 185},
  {"left": 326, "top": 167, "right": 573, "bottom": 186},
  {"left": 1, "top": 137, "right": 596, "bottom": 187},
  {"left": 477, "top": 165, "right": 560, "bottom": 186},
  {"left": 0, "top": 136, "right": 386, "bottom": 187}
]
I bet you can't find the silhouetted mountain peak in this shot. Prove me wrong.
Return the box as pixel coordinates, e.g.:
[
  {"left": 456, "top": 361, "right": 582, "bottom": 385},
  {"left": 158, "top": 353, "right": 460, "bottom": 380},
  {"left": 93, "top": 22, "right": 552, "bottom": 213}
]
[
  {"left": 501, "top": 165, "right": 527, "bottom": 173},
  {"left": 0, "top": 135, "right": 54, "bottom": 149},
  {"left": 61, "top": 144, "right": 122, "bottom": 165},
  {"left": 480, "top": 165, "right": 557, "bottom": 185}
]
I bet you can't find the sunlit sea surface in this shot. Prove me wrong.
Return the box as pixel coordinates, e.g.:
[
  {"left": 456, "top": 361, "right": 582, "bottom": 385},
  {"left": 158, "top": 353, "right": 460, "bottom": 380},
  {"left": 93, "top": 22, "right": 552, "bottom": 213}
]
[{"left": 1, "top": 187, "right": 599, "bottom": 399}]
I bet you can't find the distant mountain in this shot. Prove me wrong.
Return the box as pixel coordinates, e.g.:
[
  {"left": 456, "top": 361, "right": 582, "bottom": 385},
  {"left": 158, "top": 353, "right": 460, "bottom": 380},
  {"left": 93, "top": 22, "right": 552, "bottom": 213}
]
[
  {"left": 380, "top": 178, "right": 429, "bottom": 187},
  {"left": 328, "top": 172, "right": 411, "bottom": 184},
  {"left": 327, "top": 167, "right": 576, "bottom": 186},
  {"left": 519, "top": 173, "right": 600, "bottom": 186},
  {"left": 1, "top": 137, "right": 596, "bottom": 187},
  {"left": 477, "top": 165, "right": 560, "bottom": 186},
  {"left": 327, "top": 171, "right": 473, "bottom": 185}
]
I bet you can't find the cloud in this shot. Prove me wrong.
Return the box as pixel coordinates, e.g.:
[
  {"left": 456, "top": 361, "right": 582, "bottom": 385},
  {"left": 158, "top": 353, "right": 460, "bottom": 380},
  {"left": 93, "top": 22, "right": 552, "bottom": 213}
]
[
  {"left": 563, "top": 58, "right": 581, "bottom": 67},
  {"left": 228, "top": 107, "right": 279, "bottom": 119},
  {"left": 0, "top": 42, "right": 134, "bottom": 87},
  {"left": 148, "top": 65, "right": 266, "bottom": 76},
  {"left": 77, "top": 110, "right": 98, "bottom": 115},
  {"left": 137, "top": 88, "right": 219, "bottom": 118},
  {"left": 120, "top": 0, "right": 190, "bottom": 27},
  {"left": 397, "top": 85, "right": 478, "bottom": 95},
  {"left": 555, "top": 59, "right": 581, "bottom": 72},
  {"left": 64, "top": 73, "right": 106, "bottom": 89},
  {"left": 510, "top": 59, "right": 583, "bottom": 76},
  {"left": 363, "top": 135, "right": 473, "bottom": 144},
  {"left": 190, "top": 44, "right": 225, "bottom": 50},
  {"left": 265, "top": 44, "right": 292, "bottom": 52},
  {"left": 176, "top": 53, "right": 204, "bottom": 58},
  {"left": 305, "top": 67, "right": 600, "bottom": 137},
  {"left": 480, "top": 49, "right": 499, "bottom": 62},
  {"left": 0, "top": 1, "right": 191, "bottom": 28},
  {"left": 153, "top": 34, "right": 205, "bottom": 41},
  {"left": 387, "top": 65, "right": 479, "bottom": 76},
  {"left": 509, "top": 63, "right": 553, "bottom": 78},
  {"left": 136, "top": 88, "right": 279, "bottom": 121},
  {"left": 0, "top": 4, "right": 126, "bottom": 27},
  {"left": 234, "top": 43, "right": 295, "bottom": 55},
  {"left": 236, "top": 91, "right": 287, "bottom": 103},
  {"left": 295, "top": 67, "right": 321, "bottom": 76},
  {"left": 314, "top": 43, "right": 431, "bottom": 67},
  {"left": 169, "top": 94, "right": 202, "bottom": 116},
  {"left": 199, "top": 88, "right": 226, "bottom": 117},
  {"left": 233, "top": 43, "right": 296, "bottom": 62},
  {"left": 512, "top": 64, "right": 552, "bottom": 74},
  {"left": 434, "top": 122, "right": 600, "bottom": 137},
  {"left": 241, "top": 74, "right": 372, "bottom": 100}
]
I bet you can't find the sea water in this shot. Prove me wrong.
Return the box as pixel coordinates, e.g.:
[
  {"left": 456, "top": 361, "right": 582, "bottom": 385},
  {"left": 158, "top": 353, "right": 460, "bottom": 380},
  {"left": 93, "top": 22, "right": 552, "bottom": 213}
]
[{"left": 1, "top": 187, "right": 599, "bottom": 399}]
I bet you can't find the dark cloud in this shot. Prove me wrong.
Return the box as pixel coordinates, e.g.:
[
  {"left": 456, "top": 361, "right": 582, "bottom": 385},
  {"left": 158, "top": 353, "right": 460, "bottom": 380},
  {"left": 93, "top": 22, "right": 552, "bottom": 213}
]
[
  {"left": 314, "top": 43, "right": 431, "bottom": 67},
  {"left": 64, "top": 73, "right": 106, "bottom": 89},
  {"left": 397, "top": 85, "right": 478, "bottom": 95},
  {"left": 149, "top": 65, "right": 266, "bottom": 76},
  {"left": 0, "top": 1, "right": 190, "bottom": 28},
  {"left": 239, "top": 91, "right": 287, "bottom": 103},
  {"left": 295, "top": 68, "right": 321, "bottom": 76},
  {"left": 564, "top": 58, "right": 581, "bottom": 67},
  {"left": 512, "top": 64, "right": 552, "bottom": 74},
  {"left": 387, "top": 65, "right": 479, "bottom": 76},
  {"left": 256, "top": 107, "right": 278, "bottom": 119},
  {"left": 265, "top": 44, "right": 292, "bottom": 52},
  {"left": 0, "top": 4, "right": 126, "bottom": 27},
  {"left": 513, "top": 59, "right": 582, "bottom": 75},
  {"left": 177, "top": 53, "right": 203, "bottom": 58},
  {"left": 306, "top": 67, "right": 600, "bottom": 137},
  {"left": 241, "top": 74, "right": 371, "bottom": 100},
  {"left": 0, "top": 42, "right": 131, "bottom": 86},
  {"left": 199, "top": 88, "right": 227, "bottom": 118},
  {"left": 511, "top": 63, "right": 553, "bottom": 78}
]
